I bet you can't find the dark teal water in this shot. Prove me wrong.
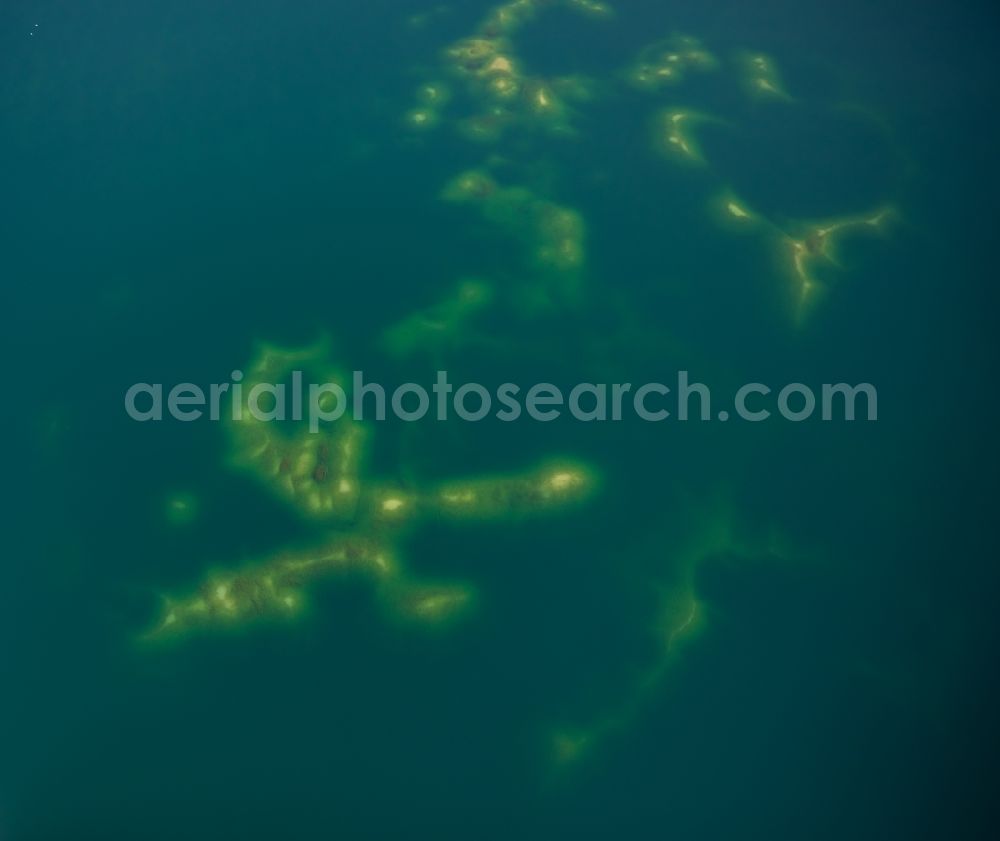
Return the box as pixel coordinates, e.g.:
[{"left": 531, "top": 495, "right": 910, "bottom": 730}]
[{"left": 3, "top": 1, "right": 998, "bottom": 839}]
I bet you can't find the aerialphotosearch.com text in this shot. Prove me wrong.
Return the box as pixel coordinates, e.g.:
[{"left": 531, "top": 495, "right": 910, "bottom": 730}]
[{"left": 125, "top": 371, "right": 878, "bottom": 430}]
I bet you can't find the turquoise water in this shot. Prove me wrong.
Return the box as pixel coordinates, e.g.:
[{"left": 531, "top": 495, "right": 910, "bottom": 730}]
[{"left": 2, "top": 0, "right": 997, "bottom": 838}]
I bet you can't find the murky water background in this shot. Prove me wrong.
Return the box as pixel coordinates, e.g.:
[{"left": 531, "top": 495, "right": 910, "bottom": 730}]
[{"left": 2, "top": 0, "right": 997, "bottom": 838}]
